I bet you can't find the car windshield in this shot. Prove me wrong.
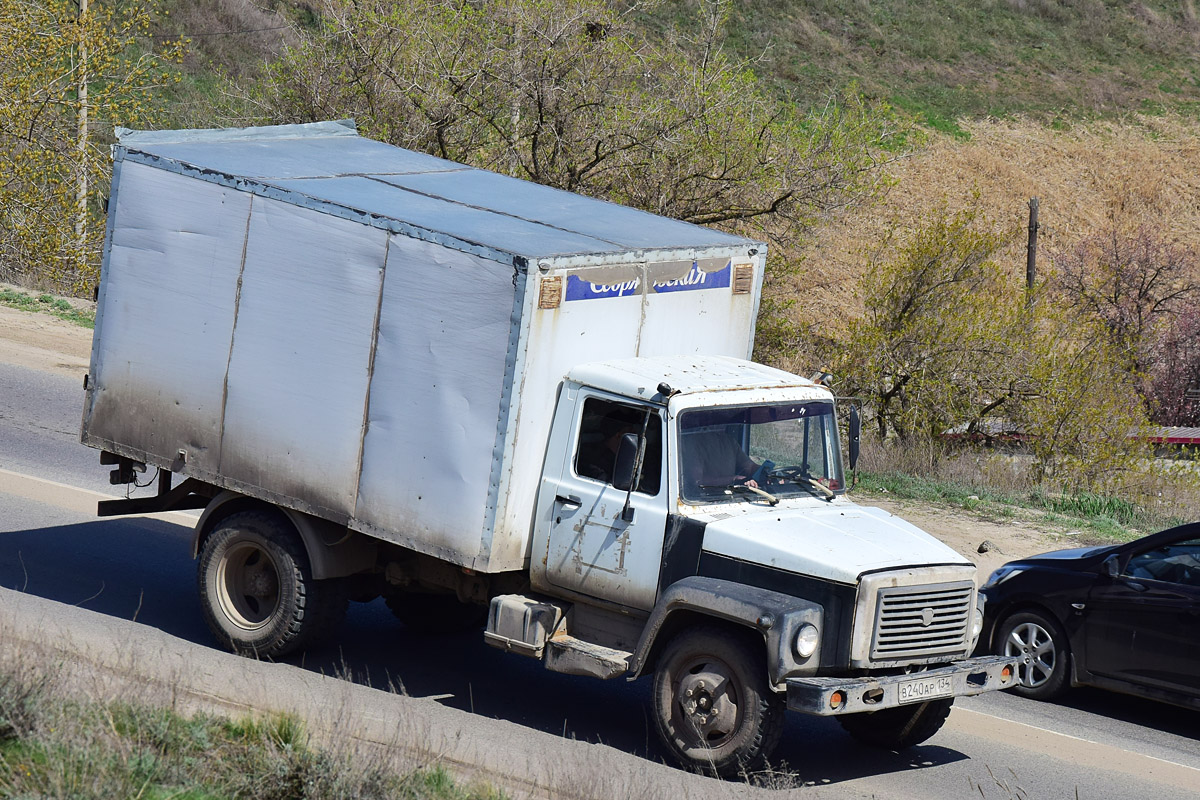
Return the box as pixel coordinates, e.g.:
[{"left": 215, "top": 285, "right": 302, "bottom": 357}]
[{"left": 678, "top": 400, "right": 844, "bottom": 503}]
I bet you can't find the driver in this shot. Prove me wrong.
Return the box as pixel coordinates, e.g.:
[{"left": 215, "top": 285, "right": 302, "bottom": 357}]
[{"left": 684, "top": 429, "right": 761, "bottom": 492}]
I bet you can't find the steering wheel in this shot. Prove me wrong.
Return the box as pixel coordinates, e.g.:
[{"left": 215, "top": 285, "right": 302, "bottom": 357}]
[
  {"left": 768, "top": 465, "right": 834, "bottom": 499},
  {"left": 768, "top": 466, "right": 810, "bottom": 482}
]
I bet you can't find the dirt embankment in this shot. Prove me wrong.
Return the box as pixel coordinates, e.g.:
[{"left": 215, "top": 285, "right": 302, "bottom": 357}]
[{"left": 0, "top": 304, "right": 92, "bottom": 380}]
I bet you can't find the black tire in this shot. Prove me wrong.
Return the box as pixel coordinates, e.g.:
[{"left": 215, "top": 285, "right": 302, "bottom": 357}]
[
  {"left": 995, "top": 609, "right": 1070, "bottom": 700},
  {"left": 385, "top": 592, "right": 487, "bottom": 633},
  {"left": 198, "top": 511, "right": 347, "bottom": 658},
  {"left": 837, "top": 698, "right": 953, "bottom": 749},
  {"left": 652, "top": 625, "right": 785, "bottom": 778}
]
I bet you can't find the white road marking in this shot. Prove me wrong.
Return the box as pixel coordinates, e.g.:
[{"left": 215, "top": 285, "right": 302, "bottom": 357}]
[
  {"left": 0, "top": 467, "right": 198, "bottom": 524},
  {"left": 949, "top": 705, "right": 1200, "bottom": 789}
]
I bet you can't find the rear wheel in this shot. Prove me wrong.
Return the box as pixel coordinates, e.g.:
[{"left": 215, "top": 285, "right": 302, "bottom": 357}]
[
  {"left": 837, "top": 698, "right": 953, "bottom": 749},
  {"left": 652, "top": 625, "right": 784, "bottom": 777},
  {"left": 996, "top": 609, "right": 1070, "bottom": 699},
  {"left": 198, "top": 511, "right": 346, "bottom": 658}
]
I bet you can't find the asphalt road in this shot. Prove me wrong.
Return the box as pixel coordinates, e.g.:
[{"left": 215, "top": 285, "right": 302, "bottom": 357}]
[{"left": 2, "top": 359, "right": 1198, "bottom": 799}]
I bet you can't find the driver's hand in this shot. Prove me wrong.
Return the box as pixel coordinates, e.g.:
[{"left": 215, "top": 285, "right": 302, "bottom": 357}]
[{"left": 743, "top": 478, "right": 759, "bottom": 489}]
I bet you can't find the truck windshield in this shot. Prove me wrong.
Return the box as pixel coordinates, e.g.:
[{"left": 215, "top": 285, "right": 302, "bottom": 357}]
[{"left": 679, "top": 401, "right": 844, "bottom": 503}]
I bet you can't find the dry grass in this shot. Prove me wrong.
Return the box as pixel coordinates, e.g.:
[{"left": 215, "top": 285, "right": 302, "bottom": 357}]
[
  {"left": 855, "top": 436, "right": 1200, "bottom": 538},
  {"left": 0, "top": 652, "right": 505, "bottom": 800},
  {"left": 788, "top": 115, "right": 1200, "bottom": 343}
]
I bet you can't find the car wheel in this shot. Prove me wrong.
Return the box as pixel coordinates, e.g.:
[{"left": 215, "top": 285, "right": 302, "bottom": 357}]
[
  {"left": 837, "top": 698, "right": 953, "bottom": 749},
  {"left": 652, "top": 625, "right": 785, "bottom": 777},
  {"left": 996, "top": 609, "right": 1070, "bottom": 700},
  {"left": 198, "top": 511, "right": 346, "bottom": 658}
]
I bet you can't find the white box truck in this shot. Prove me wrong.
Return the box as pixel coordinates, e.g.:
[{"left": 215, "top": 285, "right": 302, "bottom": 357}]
[{"left": 82, "top": 120, "right": 1014, "bottom": 775}]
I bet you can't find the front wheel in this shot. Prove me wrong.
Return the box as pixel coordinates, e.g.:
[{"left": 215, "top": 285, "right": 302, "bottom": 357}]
[
  {"left": 652, "top": 625, "right": 785, "bottom": 777},
  {"left": 198, "top": 511, "right": 346, "bottom": 658},
  {"left": 996, "top": 609, "right": 1070, "bottom": 700},
  {"left": 837, "top": 698, "right": 953, "bottom": 749}
]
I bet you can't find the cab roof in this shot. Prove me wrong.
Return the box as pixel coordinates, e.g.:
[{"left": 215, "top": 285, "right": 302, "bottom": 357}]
[{"left": 566, "top": 355, "right": 822, "bottom": 403}]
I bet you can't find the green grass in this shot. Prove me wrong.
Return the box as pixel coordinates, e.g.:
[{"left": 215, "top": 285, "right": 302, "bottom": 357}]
[
  {"left": 0, "top": 667, "right": 505, "bottom": 800},
  {"left": 0, "top": 289, "right": 94, "bottom": 328},
  {"left": 639, "top": 0, "right": 1200, "bottom": 130},
  {"left": 854, "top": 469, "right": 1186, "bottom": 542}
]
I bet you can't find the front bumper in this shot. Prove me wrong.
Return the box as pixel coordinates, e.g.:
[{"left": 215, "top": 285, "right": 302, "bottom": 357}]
[{"left": 785, "top": 655, "right": 1016, "bottom": 716}]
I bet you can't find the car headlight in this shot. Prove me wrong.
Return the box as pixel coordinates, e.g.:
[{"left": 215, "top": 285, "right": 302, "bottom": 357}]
[
  {"left": 971, "top": 606, "right": 984, "bottom": 640},
  {"left": 794, "top": 623, "right": 819, "bottom": 659},
  {"left": 981, "top": 565, "right": 1025, "bottom": 589}
]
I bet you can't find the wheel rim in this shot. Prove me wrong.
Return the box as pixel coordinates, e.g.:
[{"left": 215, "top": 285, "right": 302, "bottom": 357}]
[
  {"left": 215, "top": 539, "right": 281, "bottom": 631},
  {"left": 671, "top": 656, "right": 742, "bottom": 749},
  {"left": 1004, "top": 621, "right": 1057, "bottom": 689}
]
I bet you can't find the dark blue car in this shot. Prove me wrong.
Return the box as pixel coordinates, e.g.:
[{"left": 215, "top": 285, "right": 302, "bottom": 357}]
[{"left": 979, "top": 522, "right": 1200, "bottom": 709}]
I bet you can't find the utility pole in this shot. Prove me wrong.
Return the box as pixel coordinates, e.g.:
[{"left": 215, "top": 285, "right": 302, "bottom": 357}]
[
  {"left": 1026, "top": 197, "right": 1039, "bottom": 309},
  {"left": 75, "top": 0, "right": 89, "bottom": 276}
]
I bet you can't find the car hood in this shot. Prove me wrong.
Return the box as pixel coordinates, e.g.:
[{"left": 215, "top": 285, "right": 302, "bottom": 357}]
[
  {"left": 1019, "top": 544, "right": 1114, "bottom": 565},
  {"left": 698, "top": 501, "right": 971, "bottom": 585}
]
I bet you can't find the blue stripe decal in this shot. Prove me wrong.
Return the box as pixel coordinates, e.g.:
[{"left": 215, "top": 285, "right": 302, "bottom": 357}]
[{"left": 564, "top": 261, "right": 731, "bottom": 301}]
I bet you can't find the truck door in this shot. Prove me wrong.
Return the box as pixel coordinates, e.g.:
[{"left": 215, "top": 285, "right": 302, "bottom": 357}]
[{"left": 544, "top": 393, "right": 668, "bottom": 611}]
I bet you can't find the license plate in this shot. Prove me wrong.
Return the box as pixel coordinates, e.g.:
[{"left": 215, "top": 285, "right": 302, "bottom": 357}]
[{"left": 898, "top": 675, "right": 953, "bottom": 704}]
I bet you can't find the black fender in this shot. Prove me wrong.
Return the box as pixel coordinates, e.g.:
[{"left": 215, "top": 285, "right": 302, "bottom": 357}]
[{"left": 629, "top": 575, "right": 824, "bottom": 686}]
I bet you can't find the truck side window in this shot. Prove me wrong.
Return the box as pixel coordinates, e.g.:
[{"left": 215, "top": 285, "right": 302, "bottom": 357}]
[{"left": 574, "top": 397, "right": 662, "bottom": 495}]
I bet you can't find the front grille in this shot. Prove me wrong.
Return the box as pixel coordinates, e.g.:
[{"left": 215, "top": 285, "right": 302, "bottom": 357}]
[{"left": 870, "top": 581, "right": 973, "bottom": 661}]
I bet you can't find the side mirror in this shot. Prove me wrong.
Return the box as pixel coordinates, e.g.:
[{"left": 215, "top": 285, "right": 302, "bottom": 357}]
[
  {"left": 1102, "top": 554, "right": 1120, "bottom": 578},
  {"left": 612, "top": 433, "right": 640, "bottom": 492},
  {"left": 848, "top": 405, "right": 861, "bottom": 472}
]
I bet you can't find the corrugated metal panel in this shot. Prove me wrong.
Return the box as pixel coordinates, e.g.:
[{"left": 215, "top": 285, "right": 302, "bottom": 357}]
[
  {"left": 83, "top": 162, "right": 249, "bottom": 473},
  {"left": 1147, "top": 426, "right": 1200, "bottom": 445},
  {"left": 218, "top": 197, "right": 388, "bottom": 522},
  {"left": 353, "top": 233, "right": 517, "bottom": 564}
]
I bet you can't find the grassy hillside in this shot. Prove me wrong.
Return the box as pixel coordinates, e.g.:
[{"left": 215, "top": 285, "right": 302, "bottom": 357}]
[{"left": 642, "top": 0, "right": 1200, "bottom": 134}]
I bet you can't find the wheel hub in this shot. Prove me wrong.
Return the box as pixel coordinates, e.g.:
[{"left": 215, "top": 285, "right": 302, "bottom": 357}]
[
  {"left": 245, "top": 563, "right": 278, "bottom": 598},
  {"left": 1004, "top": 621, "right": 1055, "bottom": 688},
  {"left": 677, "top": 670, "right": 737, "bottom": 743}
]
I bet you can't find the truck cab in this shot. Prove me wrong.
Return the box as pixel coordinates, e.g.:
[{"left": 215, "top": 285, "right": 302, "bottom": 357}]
[{"left": 482, "top": 354, "right": 1015, "bottom": 774}]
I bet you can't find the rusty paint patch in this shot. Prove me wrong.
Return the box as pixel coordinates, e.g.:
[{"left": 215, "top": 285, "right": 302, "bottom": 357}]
[{"left": 538, "top": 276, "right": 562, "bottom": 309}]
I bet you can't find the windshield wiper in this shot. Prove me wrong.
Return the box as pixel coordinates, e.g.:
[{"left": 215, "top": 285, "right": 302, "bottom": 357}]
[{"left": 700, "top": 483, "right": 780, "bottom": 506}]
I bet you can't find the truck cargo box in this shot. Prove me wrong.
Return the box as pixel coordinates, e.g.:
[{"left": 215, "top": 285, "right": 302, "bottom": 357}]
[{"left": 82, "top": 120, "right": 766, "bottom": 572}]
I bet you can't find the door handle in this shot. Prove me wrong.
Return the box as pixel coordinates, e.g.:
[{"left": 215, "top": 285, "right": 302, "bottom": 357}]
[{"left": 556, "top": 494, "right": 582, "bottom": 508}]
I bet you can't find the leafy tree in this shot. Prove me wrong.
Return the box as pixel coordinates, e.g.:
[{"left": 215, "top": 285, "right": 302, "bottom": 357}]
[
  {"left": 250, "top": 0, "right": 900, "bottom": 255},
  {"left": 1013, "top": 308, "right": 1152, "bottom": 490},
  {"left": 0, "top": 0, "right": 184, "bottom": 293},
  {"left": 834, "top": 202, "right": 1018, "bottom": 443},
  {"left": 1051, "top": 223, "right": 1200, "bottom": 384},
  {"left": 834, "top": 200, "right": 1156, "bottom": 491},
  {"left": 1146, "top": 302, "right": 1200, "bottom": 426}
]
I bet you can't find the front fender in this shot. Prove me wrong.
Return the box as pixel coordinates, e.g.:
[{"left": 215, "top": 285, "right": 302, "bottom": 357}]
[{"left": 629, "top": 575, "right": 823, "bottom": 686}]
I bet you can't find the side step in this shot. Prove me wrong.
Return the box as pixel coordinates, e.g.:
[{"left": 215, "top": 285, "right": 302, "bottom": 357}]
[{"left": 544, "top": 635, "right": 630, "bottom": 680}]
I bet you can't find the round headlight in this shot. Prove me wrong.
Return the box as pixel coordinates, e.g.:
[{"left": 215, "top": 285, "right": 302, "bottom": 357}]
[
  {"left": 972, "top": 606, "right": 984, "bottom": 640},
  {"left": 794, "top": 623, "right": 819, "bottom": 659}
]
